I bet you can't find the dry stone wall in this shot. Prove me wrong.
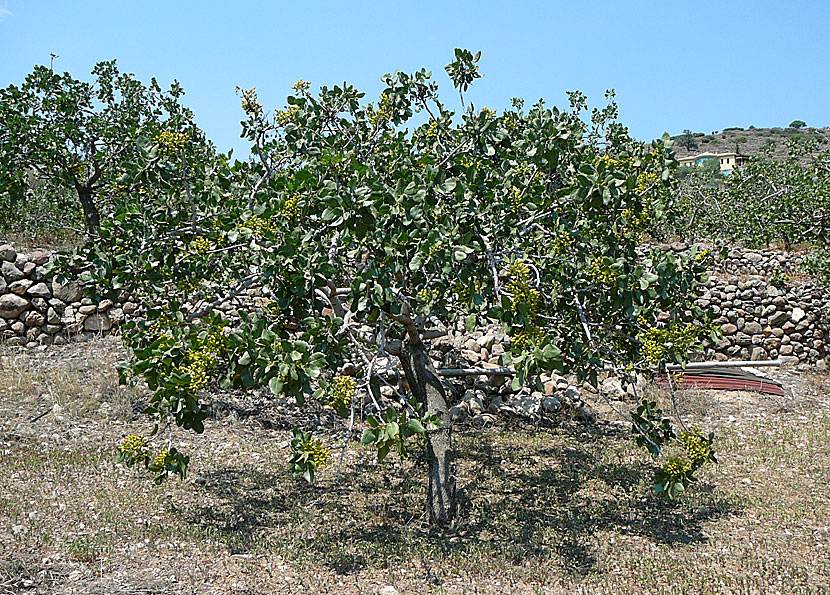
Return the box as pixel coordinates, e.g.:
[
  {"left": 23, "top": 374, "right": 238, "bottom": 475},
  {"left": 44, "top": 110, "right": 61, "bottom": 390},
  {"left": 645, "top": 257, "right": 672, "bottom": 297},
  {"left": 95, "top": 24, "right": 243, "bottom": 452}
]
[
  {"left": 0, "top": 244, "right": 138, "bottom": 348},
  {"left": 1, "top": 244, "right": 828, "bottom": 368},
  {"left": 653, "top": 243, "right": 830, "bottom": 366}
]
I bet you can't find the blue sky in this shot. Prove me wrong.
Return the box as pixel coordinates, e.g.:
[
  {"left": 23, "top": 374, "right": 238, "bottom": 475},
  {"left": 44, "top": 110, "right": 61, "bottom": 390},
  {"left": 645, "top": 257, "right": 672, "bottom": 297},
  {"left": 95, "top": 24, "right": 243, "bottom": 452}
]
[{"left": 2, "top": 1, "right": 828, "bottom": 157}]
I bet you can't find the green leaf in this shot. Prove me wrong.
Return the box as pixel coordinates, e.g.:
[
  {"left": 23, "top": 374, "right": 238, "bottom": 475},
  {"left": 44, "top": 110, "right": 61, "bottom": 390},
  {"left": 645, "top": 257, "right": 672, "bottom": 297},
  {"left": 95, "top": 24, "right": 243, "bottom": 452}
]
[
  {"left": 268, "top": 376, "right": 283, "bottom": 395},
  {"left": 360, "top": 429, "right": 378, "bottom": 445},
  {"left": 386, "top": 421, "right": 399, "bottom": 438},
  {"left": 409, "top": 252, "right": 425, "bottom": 272},
  {"left": 406, "top": 419, "right": 425, "bottom": 435},
  {"left": 465, "top": 314, "right": 476, "bottom": 333}
]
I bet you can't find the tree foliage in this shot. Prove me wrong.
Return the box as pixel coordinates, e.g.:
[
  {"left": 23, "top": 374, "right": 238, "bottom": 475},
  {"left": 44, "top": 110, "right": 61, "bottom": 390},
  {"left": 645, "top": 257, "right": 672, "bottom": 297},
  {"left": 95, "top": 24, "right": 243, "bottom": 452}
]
[
  {"left": 674, "top": 138, "right": 830, "bottom": 249},
  {"left": 0, "top": 58, "right": 210, "bottom": 234},
  {"left": 59, "top": 51, "right": 716, "bottom": 526},
  {"left": 678, "top": 129, "right": 699, "bottom": 152}
]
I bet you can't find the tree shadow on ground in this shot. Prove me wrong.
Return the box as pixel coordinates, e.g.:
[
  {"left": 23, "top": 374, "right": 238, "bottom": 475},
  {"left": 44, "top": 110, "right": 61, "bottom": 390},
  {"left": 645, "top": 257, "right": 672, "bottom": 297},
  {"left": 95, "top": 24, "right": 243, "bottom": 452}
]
[{"left": 181, "top": 420, "right": 739, "bottom": 577}]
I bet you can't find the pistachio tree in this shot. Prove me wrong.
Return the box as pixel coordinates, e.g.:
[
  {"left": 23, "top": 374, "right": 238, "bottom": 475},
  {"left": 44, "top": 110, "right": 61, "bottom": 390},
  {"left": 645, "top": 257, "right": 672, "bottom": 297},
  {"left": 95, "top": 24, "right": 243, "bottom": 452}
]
[
  {"left": 0, "top": 58, "right": 208, "bottom": 234},
  {"left": 66, "top": 51, "right": 716, "bottom": 526},
  {"left": 674, "top": 139, "right": 830, "bottom": 249}
]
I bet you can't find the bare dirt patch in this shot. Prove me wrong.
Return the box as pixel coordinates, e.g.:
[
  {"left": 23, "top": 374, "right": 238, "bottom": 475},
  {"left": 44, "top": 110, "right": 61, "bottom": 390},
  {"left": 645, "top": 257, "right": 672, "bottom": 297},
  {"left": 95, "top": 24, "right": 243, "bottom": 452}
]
[{"left": 1, "top": 337, "right": 829, "bottom": 594}]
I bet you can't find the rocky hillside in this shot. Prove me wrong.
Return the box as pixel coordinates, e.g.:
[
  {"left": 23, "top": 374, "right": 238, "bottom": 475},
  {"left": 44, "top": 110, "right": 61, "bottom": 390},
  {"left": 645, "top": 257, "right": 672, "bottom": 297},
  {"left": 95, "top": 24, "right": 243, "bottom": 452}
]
[{"left": 669, "top": 125, "right": 829, "bottom": 162}]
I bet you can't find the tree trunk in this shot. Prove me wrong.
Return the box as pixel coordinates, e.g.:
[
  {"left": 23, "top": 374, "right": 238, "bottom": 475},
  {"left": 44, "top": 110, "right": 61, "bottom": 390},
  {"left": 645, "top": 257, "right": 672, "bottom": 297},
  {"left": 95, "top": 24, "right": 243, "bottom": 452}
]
[
  {"left": 76, "top": 187, "right": 100, "bottom": 235},
  {"left": 398, "top": 337, "right": 456, "bottom": 527}
]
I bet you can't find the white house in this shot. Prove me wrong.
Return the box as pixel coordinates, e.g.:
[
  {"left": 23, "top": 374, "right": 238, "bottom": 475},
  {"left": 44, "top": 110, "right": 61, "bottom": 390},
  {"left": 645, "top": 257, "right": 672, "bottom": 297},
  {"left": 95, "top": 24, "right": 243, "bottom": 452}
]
[{"left": 677, "top": 152, "right": 749, "bottom": 175}]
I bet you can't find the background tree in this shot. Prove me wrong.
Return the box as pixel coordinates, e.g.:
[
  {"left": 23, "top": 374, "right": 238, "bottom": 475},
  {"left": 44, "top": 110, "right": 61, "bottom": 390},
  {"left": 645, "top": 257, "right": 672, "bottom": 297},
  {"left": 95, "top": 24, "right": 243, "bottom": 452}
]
[
  {"left": 789, "top": 120, "right": 806, "bottom": 130},
  {"left": 678, "top": 129, "right": 699, "bottom": 152},
  {"left": 672, "top": 138, "right": 830, "bottom": 250},
  {"left": 65, "top": 51, "right": 716, "bottom": 526},
  {"left": 0, "top": 58, "right": 209, "bottom": 234}
]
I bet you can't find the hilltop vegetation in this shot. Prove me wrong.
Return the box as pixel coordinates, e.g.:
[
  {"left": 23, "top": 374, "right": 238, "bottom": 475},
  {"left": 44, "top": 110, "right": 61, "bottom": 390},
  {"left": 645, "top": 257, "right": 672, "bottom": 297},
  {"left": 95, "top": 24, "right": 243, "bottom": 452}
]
[{"left": 671, "top": 125, "right": 829, "bottom": 162}]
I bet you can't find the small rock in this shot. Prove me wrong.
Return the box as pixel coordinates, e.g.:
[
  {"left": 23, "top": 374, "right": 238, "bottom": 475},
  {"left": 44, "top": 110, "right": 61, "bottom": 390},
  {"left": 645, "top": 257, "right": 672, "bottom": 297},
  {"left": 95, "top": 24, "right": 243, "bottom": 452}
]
[
  {"left": 84, "top": 313, "right": 113, "bottom": 332},
  {"left": 449, "top": 404, "right": 468, "bottom": 423},
  {"left": 488, "top": 395, "right": 504, "bottom": 414},
  {"left": 52, "top": 280, "right": 83, "bottom": 303},
  {"left": 0, "top": 294, "right": 29, "bottom": 319},
  {"left": 27, "top": 282, "right": 52, "bottom": 299},
  {"left": 1, "top": 261, "right": 24, "bottom": 282},
  {"left": 542, "top": 396, "right": 561, "bottom": 413},
  {"left": 0, "top": 244, "right": 16, "bottom": 262},
  {"left": 471, "top": 413, "right": 496, "bottom": 427},
  {"left": 574, "top": 405, "right": 595, "bottom": 424}
]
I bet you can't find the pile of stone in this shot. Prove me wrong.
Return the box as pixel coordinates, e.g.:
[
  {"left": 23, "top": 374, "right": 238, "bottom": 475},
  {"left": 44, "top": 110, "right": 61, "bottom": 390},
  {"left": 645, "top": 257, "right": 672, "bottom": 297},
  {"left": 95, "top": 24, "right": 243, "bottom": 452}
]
[
  {"left": 0, "top": 244, "right": 138, "bottom": 348},
  {"left": 423, "top": 326, "right": 602, "bottom": 423}
]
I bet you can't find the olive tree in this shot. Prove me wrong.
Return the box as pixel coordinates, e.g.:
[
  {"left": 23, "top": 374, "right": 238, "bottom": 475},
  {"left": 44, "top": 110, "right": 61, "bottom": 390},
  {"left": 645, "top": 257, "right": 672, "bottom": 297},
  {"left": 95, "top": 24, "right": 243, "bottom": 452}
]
[
  {"left": 0, "top": 58, "right": 208, "bottom": 234},
  {"left": 66, "top": 51, "right": 716, "bottom": 526}
]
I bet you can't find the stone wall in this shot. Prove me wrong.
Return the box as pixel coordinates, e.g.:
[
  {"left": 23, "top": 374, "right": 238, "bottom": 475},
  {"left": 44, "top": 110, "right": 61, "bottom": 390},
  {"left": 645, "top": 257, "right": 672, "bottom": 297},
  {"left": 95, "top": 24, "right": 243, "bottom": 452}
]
[
  {"left": 0, "top": 244, "right": 137, "bottom": 347},
  {"left": 655, "top": 243, "right": 829, "bottom": 365},
  {"left": 700, "top": 274, "right": 828, "bottom": 364},
  {"left": 1, "top": 244, "right": 828, "bottom": 366}
]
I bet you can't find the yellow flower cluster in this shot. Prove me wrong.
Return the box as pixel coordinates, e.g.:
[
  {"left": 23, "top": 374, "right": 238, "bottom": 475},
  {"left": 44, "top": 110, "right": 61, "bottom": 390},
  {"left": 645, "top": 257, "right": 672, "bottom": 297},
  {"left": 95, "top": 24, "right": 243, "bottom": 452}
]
[
  {"left": 680, "top": 429, "right": 711, "bottom": 466},
  {"left": 417, "top": 287, "right": 439, "bottom": 305},
  {"left": 552, "top": 232, "right": 572, "bottom": 256},
  {"left": 509, "top": 188, "right": 523, "bottom": 213},
  {"left": 588, "top": 258, "right": 616, "bottom": 287},
  {"left": 275, "top": 104, "right": 300, "bottom": 125},
  {"left": 369, "top": 93, "right": 395, "bottom": 127},
  {"left": 636, "top": 172, "right": 659, "bottom": 195},
  {"left": 246, "top": 215, "right": 278, "bottom": 237},
  {"left": 694, "top": 249, "right": 712, "bottom": 264},
  {"left": 149, "top": 313, "right": 176, "bottom": 336},
  {"left": 428, "top": 242, "right": 442, "bottom": 256},
  {"left": 119, "top": 434, "right": 149, "bottom": 461},
  {"left": 240, "top": 87, "right": 261, "bottom": 115},
  {"left": 292, "top": 79, "right": 311, "bottom": 93},
  {"left": 281, "top": 194, "right": 301, "bottom": 222},
  {"left": 306, "top": 439, "right": 330, "bottom": 469},
  {"left": 511, "top": 326, "right": 545, "bottom": 350},
  {"left": 639, "top": 328, "right": 668, "bottom": 364},
  {"left": 480, "top": 106, "right": 497, "bottom": 119},
  {"left": 109, "top": 182, "right": 128, "bottom": 196},
  {"left": 154, "top": 130, "right": 188, "bottom": 157},
  {"left": 621, "top": 208, "right": 651, "bottom": 235},
  {"left": 425, "top": 120, "right": 440, "bottom": 139},
  {"left": 453, "top": 280, "right": 484, "bottom": 305},
  {"left": 506, "top": 261, "right": 540, "bottom": 316},
  {"left": 192, "top": 237, "right": 212, "bottom": 255},
  {"left": 663, "top": 456, "right": 691, "bottom": 478},
  {"left": 183, "top": 333, "right": 223, "bottom": 393},
  {"left": 152, "top": 449, "right": 169, "bottom": 469},
  {"left": 638, "top": 323, "right": 702, "bottom": 365},
  {"left": 327, "top": 375, "right": 356, "bottom": 410},
  {"left": 507, "top": 260, "right": 530, "bottom": 281}
]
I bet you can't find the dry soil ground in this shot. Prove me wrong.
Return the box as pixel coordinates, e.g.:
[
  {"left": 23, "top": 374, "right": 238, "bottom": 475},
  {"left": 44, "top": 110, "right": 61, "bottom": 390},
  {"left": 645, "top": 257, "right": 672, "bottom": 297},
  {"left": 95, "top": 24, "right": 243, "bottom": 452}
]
[{"left": 1, "top": 336, "right": 828, "bottom": 594}]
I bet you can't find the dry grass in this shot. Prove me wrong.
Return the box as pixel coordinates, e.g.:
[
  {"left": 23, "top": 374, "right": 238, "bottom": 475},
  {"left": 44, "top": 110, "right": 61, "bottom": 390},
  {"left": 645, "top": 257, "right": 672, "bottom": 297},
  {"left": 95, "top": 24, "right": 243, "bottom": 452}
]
[{"left": 1, "top": 337, "right": 829, "bottom": 594}]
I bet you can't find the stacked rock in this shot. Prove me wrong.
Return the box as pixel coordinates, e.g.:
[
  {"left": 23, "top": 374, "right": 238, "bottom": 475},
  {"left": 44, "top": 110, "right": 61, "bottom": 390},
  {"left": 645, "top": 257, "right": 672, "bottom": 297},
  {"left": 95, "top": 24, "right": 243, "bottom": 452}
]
[
  {"left": 700, "top": 274, "right": 829, "bottom": 365},
  {"left": 713, "top": 248, "right": 806, "bottom": 278},
  {"left": 0, "top": 244, "right": 138, "bottom": 348}
]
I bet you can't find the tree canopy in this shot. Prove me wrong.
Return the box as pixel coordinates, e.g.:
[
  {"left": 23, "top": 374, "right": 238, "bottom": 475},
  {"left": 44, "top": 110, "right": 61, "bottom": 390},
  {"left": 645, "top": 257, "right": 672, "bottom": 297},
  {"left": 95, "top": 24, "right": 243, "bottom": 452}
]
[
  {"left": 59, "top": 50, "right": 717, "bottom": 526},
  {"left": 0, "top": 58, "right": 210, "bottom": 234}
]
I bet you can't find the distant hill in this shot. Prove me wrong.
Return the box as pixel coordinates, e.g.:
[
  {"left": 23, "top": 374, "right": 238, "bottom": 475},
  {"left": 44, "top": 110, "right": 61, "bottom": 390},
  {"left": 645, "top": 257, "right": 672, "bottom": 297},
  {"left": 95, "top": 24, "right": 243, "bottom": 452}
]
[{"left": 668, "top": 125, "right": 830, "bottom": 162}]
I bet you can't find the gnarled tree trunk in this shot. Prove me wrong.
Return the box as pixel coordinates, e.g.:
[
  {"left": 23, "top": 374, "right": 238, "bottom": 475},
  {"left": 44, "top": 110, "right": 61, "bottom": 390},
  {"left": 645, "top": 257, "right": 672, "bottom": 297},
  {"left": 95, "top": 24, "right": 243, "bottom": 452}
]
[
  {"left": 76, "top": 186, "right": 100, "bottom": 235},
  {"left": 398, "top": 337, "right": 456, "bottom": 527}
]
